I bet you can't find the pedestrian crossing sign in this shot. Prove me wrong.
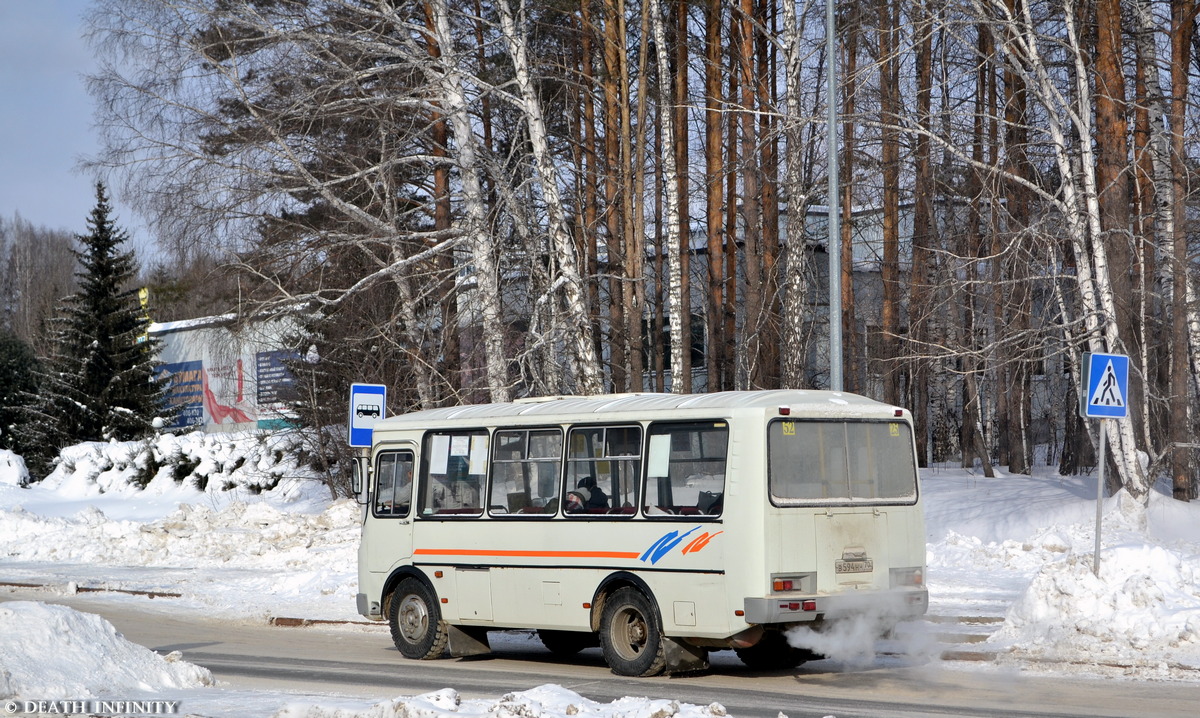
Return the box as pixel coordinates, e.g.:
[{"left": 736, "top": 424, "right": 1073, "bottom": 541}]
[{"left": 1081, "top": 352, "right": 1129, "bottom": 419}]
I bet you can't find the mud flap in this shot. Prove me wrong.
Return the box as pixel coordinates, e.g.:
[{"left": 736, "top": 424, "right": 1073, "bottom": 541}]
[
  {"left": 447, "top": 625, "right": 491, "bottom": 657},
  {"left": 662, "top": 636, "right": 709, "bottom": 674}
]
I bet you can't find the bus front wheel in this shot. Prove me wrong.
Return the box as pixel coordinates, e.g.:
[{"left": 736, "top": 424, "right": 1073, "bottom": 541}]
[
  {"left": 388, "top": 578, "right": 449, "bottom": 660},
  {"left": 599, "top": 587, "right": 665, "bottom": 676}
]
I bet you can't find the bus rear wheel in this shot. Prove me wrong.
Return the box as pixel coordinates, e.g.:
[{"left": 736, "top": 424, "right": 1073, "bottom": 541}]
[
  {"left": 734, "top": 631, "right": 813, "bottom": 670},
  {"left": 599, "top": 587, "right": 665, "bottom": 676},
  {"left": 388, "top": 578, "right": 448, "bottom": 660},
  {"left": 538, "top": 629, "right": 598, "bottom": 657}
]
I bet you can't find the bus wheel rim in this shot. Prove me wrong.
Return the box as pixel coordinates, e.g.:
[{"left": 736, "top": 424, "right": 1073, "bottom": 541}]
[
  {"left": 615, "top": 607, "right": 647, "bottom": 659},
  {"left": 398, "top": 594, "right": 429, "bottom": 642}
]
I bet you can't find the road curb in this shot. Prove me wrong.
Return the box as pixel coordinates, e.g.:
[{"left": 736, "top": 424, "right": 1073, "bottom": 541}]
[
  {"left": 0, "top": 580, "right": 181, "bottom": 599},
  {"left": 939, "top": 649, "right": 996, "bottom": 662},
  {"left": 269, "top": 616, "right": 379, "bottom": 627}
]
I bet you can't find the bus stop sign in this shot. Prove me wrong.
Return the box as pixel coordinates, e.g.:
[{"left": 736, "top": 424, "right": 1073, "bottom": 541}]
[
  {"left": 348, "top": 383, "right": 386, "bottom": 447},
  {"left": 1081, "top": 352, "right": 1129, "bottom": 419}
]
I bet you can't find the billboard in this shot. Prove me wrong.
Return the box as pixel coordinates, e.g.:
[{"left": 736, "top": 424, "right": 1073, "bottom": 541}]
[{"left": 151, "top": 316, "right": 302, "bottom": 432}]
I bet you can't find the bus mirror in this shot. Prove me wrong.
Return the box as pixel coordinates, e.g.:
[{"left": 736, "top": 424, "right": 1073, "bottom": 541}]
[{"left": 351, "top": 457, "right": 369, "bottom": 504}]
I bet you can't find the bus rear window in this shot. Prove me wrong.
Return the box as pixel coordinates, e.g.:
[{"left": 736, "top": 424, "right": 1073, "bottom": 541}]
[{"left": 768, "top": 420, "right": 916, "bottom": 503}]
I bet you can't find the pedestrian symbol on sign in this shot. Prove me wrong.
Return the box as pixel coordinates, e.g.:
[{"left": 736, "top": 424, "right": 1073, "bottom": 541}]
[
  {"left": 1088, "top": 359, "right": 1125, "bottom": 409},
  {"left": 1081, "top": 352, "right": 1129, "bottom": 419}
]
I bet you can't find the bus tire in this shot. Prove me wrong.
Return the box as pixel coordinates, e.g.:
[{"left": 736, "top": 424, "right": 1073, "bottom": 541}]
[
  {"left": 537, "top": 629, "right": 598, "bottom": 657},
  {"left": 734, "top": 631, "right": 811, "bottom": 670},
  {"left": 388, "top": 578, "right": 448, "bottom": 660},
  {"left": 599, "top": 587, "right": 665, "bottom": 677}
]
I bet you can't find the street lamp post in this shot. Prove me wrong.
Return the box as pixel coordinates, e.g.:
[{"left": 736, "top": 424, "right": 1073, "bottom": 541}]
[{"left": 827, "top": 0, "right": 843, "bottom": 391}]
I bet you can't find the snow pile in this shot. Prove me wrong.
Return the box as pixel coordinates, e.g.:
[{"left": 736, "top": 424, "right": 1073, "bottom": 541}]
[
  {"left": 2, "top": 499, "right": 359, "bottom": 569},
  {"left": 273, "top": 685, "right": 728, "bottom": 718},
  {"left": 993, "top": 545, "right": 1200, "bottom": 669},
  {"left": 0, "top": 450, "right": 27, "bottom": 486},
  {"left": 0, "top": 601, "right": 212, "bottom": 698},
  {"left": 924, "top": 472, "right": 1200, "bottom": 675},
  {"left": 0, "top": 430, "right": 357, "bottom": 620},
  {"left": 0, "top": 497, "right": 361, "bottom": 620},
  {"left": 40, "top": 429, "right": 325, "bottom": 498}
]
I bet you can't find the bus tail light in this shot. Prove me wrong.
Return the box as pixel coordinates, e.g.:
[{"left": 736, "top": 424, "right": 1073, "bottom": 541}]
[
  {"left": 890, "top": 567, "right": 924, "bottom": 587},
  {"left": 771, "top": 573, "right": 814, "bottom": 593}
]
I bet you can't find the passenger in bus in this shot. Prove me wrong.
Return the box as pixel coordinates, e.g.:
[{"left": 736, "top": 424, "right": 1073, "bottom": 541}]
[
  {"left": 563, "top": 489, "right": 590, "bottom": 513},
  {"left": 577, "top": 476, "right": 609, "bottom": 509},
  {"left": 696, "top": 490, "right": 722, "bottom": 514}
]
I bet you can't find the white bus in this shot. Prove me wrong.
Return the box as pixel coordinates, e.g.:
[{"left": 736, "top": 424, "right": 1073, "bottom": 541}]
[{"left": 353, "top": 390, "right": 927, "bottom": 676}]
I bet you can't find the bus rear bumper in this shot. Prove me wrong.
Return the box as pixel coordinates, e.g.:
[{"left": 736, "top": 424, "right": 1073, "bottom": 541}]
[{"left": 743, "top": 588, "right": 928, "bottom": 625}]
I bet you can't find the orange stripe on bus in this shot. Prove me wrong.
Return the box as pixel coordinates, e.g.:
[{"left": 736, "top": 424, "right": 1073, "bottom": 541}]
[{"left": 413, "top": 548, "right": 641, "bottom": 559}]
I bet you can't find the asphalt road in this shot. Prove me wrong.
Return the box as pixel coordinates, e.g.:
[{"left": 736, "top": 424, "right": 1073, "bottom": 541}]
[{"left": 2, "top": 590, "right": 1196, "bottom": 718}]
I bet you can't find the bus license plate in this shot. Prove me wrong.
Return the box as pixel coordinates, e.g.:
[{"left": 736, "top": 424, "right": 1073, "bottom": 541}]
[{"left": 835, "top": 559, "right": 873, "bottom": 574}]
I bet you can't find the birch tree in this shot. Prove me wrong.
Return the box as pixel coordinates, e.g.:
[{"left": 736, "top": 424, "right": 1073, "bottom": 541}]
[
  {"left": 0, "top": 216, "right": 77, "bottom": 355},
  {"left": 779, "top": 0, "right": 815, "bottom": 389},
  {"left": 649, "top": 0, "right": 686, "bottom": 392},
  {"left": 495, "top": 0, "right": 603, "bottom": 394},
  {"left": 87, "top": 0, "right": 469, "bottom": 410},
  {"left": 426, "top": 0, "right": 509, "bottom": 403},
  {"left": 970, "top": 0, "right": 1150, "bottom": 498}
]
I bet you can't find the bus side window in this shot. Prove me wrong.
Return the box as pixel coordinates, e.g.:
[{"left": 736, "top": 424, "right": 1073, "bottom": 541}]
[
  {"left": 420, "top": 430, "right": 487, "bottom": 516},
  {"left": 490, "top": 428, "right": 562, "bottom": 516},
  {"left": 642, "top": 422, "right": 728, "bottom": 517},
  {"left": 374, "top": 451, "right": 413, "bottom": 518},
  {"left": 565, "top": 425, "right": 641, "bottom": 516}
]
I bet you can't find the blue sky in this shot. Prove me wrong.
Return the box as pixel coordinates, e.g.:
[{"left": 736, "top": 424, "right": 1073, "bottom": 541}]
[{"left": 0, "top": 0, "right": 148, "bottom": 252}]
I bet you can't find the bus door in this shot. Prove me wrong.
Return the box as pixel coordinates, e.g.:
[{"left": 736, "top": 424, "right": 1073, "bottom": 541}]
[{"left": 362, "top": 446, "right": 416, "bottom": 575}]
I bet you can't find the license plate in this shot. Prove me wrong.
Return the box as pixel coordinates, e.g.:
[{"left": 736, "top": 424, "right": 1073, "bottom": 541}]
[{"left": 835, "top": 559, "right": 873, "bottom": 574}]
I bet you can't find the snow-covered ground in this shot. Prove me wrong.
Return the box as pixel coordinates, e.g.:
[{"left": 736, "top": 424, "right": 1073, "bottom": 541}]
[{"left": 1, "top": 431, "right": 1199, "bottom": 717}]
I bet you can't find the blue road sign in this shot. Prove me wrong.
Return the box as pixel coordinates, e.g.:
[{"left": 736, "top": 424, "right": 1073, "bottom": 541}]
[
  {"left": 348, "top": 383, "right": 387, "bottom": 447},
  {"left": 1082, "top": 352, "right": 1129, "bottom": 419}
]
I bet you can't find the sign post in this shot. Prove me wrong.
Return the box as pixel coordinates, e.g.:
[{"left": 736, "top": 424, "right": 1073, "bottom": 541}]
[
  {"left": 348, "top": 383, "right": 387, "bottom": 448},
  {"left": 1080, "top": 352, "right": 1129, "bottom": 577}
]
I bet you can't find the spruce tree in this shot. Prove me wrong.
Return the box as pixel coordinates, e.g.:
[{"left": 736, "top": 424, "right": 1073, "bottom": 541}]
[{"left": 20, "top": 183, "right": 166, "bottom": 477}]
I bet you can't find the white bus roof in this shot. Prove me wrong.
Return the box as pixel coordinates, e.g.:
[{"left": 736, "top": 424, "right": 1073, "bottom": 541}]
[{"left": 372, "top": 390, "right": 904, "bottom": 430}]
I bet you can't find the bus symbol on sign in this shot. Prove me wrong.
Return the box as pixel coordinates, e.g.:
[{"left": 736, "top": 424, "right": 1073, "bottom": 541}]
[{"left": 348, "top": 383, "right": 386, "bottom": 447}]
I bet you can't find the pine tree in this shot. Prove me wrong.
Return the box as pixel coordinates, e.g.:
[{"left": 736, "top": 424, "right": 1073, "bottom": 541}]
[{"left": 20, "top": 183, "right": 166, "bottom": 478}]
